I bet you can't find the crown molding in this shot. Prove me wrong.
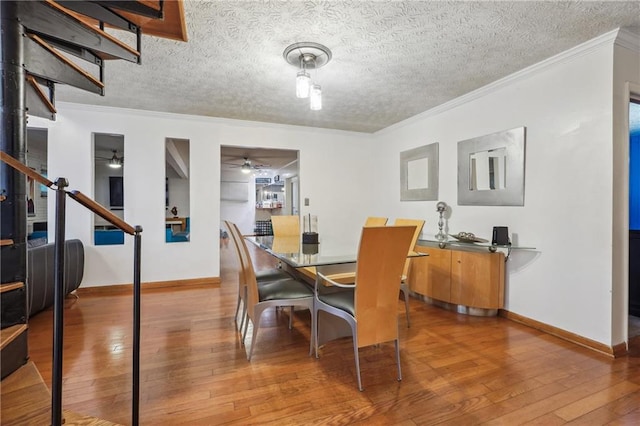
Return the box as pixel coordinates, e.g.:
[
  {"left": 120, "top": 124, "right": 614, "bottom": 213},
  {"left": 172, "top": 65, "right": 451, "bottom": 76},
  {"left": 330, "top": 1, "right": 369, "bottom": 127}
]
[
  {"left": 615, "top": 27, "right": 640, "bottom": 51},
  {"left": 378, "top": 28, "right": 621, "bottom": 136}
]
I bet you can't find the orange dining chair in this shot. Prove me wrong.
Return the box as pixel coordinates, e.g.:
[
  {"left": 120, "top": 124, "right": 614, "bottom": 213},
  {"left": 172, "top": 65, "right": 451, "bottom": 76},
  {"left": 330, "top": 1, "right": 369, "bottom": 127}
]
[
  {"left": 224, "top": 221, "right": 290, "bottom": 334},
  {"left": 364, "top": 216, "right": 388, "bottom": 227},
  {"left": 229, "top": 221, "right": 315, "bottom": 361},
  {"left": 313, "top": 225, "right": 416, "bottom": 390},
  {"left": 271, "top": 215, "right": 300, "bottom": 237}
]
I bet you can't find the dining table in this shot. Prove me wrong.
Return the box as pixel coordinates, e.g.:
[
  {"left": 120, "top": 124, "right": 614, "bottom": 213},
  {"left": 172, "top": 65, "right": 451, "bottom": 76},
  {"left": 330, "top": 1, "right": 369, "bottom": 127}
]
[{"left": 245, "top": 235, "right": 427, "bottom": 348}]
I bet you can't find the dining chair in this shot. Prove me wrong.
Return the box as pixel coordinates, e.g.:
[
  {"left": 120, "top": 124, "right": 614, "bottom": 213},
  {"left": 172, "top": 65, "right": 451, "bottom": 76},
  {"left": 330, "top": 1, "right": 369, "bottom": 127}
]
[
  {"left": 392, "top": 218, "right": 425, "bottom": 327},
  {"left": 230, "top": 221, "right": 315, "bottom": 361},
  {"left": 364, "top": 216, "right": 388, "bottom": 226},
  {"left": 224, "top": 221, "right": 290, "bottom": 334},
  {"left": 271, "top": 215, "right": 300, "bottom": 237},
  {"left": 313, "top": 225, "right": 417, "bottom": 391}
]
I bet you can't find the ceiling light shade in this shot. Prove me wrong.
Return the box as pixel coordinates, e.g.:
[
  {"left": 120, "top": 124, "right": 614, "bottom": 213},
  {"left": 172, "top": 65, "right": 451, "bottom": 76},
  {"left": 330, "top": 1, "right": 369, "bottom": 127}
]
[
  {"left": 310, "top": 83, "right": 322, "bottom": 111},
  {"left": 241, "top": 160, "right": 252, "bottom": 174},
  {"left": 296, "top": 70, "right": 310, "bottom": 98}
]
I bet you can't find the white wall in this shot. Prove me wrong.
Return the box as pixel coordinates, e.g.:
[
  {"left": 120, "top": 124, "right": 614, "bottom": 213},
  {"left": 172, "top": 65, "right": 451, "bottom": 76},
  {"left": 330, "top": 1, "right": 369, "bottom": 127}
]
[
  {"left": 612, "top": 34, "right": 640, "bottom": 344},
  {"left": 372, "top": 30, "right": 639, "bottom": 347},
  {"left": 220, "top": 169, "right": 255, "bottom": 235},
  {"left": 27, "top": 108, "right": 374, "bottom": 287}
]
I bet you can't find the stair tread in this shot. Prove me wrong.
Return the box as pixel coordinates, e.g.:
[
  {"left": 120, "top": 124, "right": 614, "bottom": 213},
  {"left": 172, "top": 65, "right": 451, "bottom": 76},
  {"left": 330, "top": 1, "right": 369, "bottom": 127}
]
[
  {"left": 0, "top": 324, "right": 27, "bottom": 350},
  {"left": 0, "top": 282, "right": 24, "bottom": 293},
  {"left": 0, "top": 361, "right": 51, "bottom": 425}
]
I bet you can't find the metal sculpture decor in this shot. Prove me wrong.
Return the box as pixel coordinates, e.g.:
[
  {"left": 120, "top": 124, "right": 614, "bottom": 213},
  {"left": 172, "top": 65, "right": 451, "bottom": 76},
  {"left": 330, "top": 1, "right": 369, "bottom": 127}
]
[{"left": 435, "top": 201, "right": 447, "bottom": 242}]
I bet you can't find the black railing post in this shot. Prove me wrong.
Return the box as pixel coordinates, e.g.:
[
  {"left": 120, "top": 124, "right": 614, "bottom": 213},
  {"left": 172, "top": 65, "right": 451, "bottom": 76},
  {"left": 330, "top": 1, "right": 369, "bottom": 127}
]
[
  {"left": 52, "top": 177, "right": 68, "bottom": 426},
  {"left": 132, "top": 225, "right": 143, "bottom": 426}
]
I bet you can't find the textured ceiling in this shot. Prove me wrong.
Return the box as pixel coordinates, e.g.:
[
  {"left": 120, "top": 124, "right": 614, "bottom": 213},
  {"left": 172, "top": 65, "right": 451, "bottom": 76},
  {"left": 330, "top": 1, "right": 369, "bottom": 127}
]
[{"left": 56, "top": 0, "right": 640, "bottom": 133}]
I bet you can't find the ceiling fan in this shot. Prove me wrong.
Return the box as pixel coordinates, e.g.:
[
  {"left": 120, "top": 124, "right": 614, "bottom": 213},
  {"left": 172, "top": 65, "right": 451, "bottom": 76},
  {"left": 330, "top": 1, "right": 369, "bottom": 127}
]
[
  {"left": 224, "top": 157, "right": 271, "bottom": 174},
  {"left": 96, "top": 149, "right": 124, "bottom": 168}
]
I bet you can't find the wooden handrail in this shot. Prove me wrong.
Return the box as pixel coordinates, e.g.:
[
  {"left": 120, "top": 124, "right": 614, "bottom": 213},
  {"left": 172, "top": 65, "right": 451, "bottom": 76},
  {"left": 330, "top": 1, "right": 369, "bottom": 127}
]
[
  {"left": 0, "top": 150, "right": 55, "bottom": 188},
  {"left": 68, "top": 190, "right": 135, "bottom": 235}
]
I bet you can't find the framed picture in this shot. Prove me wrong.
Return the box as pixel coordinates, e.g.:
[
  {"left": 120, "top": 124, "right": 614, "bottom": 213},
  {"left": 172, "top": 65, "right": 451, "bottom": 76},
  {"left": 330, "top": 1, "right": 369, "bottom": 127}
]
[{"left": 400, "top": 142, "right": 439, "bottom": 201}]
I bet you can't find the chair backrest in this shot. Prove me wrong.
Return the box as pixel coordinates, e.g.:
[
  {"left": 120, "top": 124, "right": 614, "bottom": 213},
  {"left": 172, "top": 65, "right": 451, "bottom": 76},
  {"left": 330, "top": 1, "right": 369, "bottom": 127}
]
[
  {"left": 224, "top": 220, "right": 248, "bottom": 288},
  {"left": 364, "top": 216, "right": 388, "bottom": 227},
  {"left": 354, "top": 226, "right": 416, "bottom": 347},
  {"left": 271, "top": 215, "right": 300, "bottom": 237},
  {"left": 393, "top": 218, "right": 425, "bottom": 277},
  {"left": 224, "top": 221, "right": 260, "bottom": 317}
]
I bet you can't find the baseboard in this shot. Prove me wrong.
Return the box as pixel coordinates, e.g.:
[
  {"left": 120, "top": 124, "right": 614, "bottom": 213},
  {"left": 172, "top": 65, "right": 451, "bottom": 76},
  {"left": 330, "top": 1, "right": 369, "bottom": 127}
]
[
  {"left": 499, "top": 309, "right": 626, "bottom": 358},
  {"left": 77, "top": 276, "right": 221, "bottom": 295}
]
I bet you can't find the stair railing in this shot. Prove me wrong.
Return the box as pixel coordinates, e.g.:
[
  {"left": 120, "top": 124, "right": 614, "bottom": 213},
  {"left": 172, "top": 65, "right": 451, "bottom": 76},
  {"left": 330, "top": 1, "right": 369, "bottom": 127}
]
[{"left": 0, "top": 151, "right": 143, "bottom": 426}]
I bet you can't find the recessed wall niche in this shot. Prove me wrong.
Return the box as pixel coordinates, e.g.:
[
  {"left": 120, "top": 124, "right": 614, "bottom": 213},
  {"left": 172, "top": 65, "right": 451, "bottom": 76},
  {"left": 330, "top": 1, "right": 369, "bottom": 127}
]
[
  {"left": 93, "top": 133, "right": 125, "bottom": 245},
  {"left": 165, "top": 138, "right": 190, "bottom": 243}
]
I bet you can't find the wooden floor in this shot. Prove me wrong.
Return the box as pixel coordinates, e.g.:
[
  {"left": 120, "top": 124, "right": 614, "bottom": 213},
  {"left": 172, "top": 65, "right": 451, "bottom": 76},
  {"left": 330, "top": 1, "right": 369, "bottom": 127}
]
[{"left": 27, "top": 243, "right": 640, "bottom": 425}]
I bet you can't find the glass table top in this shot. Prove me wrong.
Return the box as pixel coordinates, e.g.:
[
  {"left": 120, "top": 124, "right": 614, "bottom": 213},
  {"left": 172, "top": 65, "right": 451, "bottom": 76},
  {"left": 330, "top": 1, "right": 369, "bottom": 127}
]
[
  {"left": 245, "top": 236, "right": 357, "bottom": 268},
  {"left": 246, "top": 236, "right": 427, "bottom": 268}
]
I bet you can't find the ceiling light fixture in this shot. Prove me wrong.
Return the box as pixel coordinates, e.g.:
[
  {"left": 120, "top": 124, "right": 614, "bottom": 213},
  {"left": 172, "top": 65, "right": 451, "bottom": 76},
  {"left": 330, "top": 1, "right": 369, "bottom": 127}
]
[
  {"left": 283, "top": 42, "right": 332, "bottom": 110},
  {"left": 108, "top": 150, "right": 122, "bottom": 168}
]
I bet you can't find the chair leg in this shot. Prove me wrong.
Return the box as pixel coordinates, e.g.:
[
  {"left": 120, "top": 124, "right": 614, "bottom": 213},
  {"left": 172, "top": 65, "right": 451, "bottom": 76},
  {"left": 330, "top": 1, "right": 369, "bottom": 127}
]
[
  {"left": 234, "top": 293, "right": 242, "bottom": 323},
  {"left": 247, "top": 314, "right": 262, "bottom": 361},
  {"left": 242, "top": 313, "right": 250, "bottom": 345},
  {"left": 395, "top": 339, "right": 402, "bottom": 382},
  {"left": 400, "top": 284, "right": 410, "bottom": 328},
  {"left": 313, "top": 306, "right": 319, "bottom": 358},
  {"left": 289, "top": 306, "right": 294, "bottom": 329},
  {"left": 239, "top": 304, "right": 248, "bottom": 343},
  {"left": 353, "top": 342, "right": 363, "bottom": 391},
  {"left": 239, "top": 288, "right": 248, "bottom": 336}
]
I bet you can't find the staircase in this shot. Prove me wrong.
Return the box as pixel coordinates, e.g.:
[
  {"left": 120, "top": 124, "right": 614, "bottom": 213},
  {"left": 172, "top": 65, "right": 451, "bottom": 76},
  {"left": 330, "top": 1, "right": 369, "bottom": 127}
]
[{"left": 0, "top": 1, "right": 186, "bottom": 424}]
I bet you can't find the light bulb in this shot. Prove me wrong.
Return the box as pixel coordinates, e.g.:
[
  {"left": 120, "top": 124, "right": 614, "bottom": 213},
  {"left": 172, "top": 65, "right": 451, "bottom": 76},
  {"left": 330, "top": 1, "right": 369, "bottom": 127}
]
[
  {"left": 310, "top": 83, "right": 322, "bottom": 110},
  {"left": 296, "top": 70, "right": 310, "bottom": 98}
]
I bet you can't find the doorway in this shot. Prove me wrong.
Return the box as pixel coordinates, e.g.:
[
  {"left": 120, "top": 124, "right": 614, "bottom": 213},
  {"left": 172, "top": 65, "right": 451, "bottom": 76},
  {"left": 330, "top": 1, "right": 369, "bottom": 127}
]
[{"left": 220, "top": 146, "right": 299, "bottom": 237}]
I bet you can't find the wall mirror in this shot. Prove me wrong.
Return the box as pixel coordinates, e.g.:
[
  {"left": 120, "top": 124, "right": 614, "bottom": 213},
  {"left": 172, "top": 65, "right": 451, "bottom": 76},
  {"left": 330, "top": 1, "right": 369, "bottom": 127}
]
[
  {"left": 165, "top": 138, "right": 190, "bottom": 243},
  {"left": 457, "top": 126, "right": 526, "bottom": 206},
  {"left": 26, "top": 128, "right": 48, "bottom": 242},
  {"left": 400, "top": 142, "right": 439, "bottom": 201},
  {"left": 93, "top": 133, "right": 125, "bottom": 245}
]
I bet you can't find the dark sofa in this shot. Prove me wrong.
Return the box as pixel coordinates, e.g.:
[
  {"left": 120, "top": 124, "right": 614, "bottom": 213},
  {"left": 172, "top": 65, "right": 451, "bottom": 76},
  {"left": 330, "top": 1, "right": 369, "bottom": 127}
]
[{"left": 26, "top": 239, "right": 84, "bottom": 318}]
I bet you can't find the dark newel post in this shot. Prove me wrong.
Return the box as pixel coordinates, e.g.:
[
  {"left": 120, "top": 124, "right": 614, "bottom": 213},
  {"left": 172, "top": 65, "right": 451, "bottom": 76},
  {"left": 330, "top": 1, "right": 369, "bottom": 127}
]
[
  {"left": 132, "top": 225, "right": 143, "bottom": 426},
  {"left": 0, "top": 2, "right": 27, "bottom": 254},
  {"left": 52, "top": 177, "right": 68, "bottom": 426}
]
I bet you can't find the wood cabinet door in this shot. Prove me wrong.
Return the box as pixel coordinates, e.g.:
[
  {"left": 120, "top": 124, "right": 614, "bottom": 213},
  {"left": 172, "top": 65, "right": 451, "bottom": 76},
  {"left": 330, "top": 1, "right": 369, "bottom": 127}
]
[
  {"left": 408, "top": 246, "right": 452, "bottom": 302},
  {"left": 450, "top": 250, "right": 504, "bottom": 309}
]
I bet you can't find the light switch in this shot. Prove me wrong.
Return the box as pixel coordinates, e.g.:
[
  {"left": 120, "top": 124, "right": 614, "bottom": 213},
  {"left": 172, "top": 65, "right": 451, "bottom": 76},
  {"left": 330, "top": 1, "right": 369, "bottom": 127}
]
[{"left": 304, "top": 198, "right": 309, "bottom": 206}]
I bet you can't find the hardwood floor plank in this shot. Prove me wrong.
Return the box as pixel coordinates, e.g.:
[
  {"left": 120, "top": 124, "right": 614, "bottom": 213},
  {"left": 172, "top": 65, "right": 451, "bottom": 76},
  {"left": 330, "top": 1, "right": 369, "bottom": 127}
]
[
  {"left": 22, "top": 243, "right": 640, "bottom": 425},
  {"left": 553, "top": 380, "right": 639, "bottom": 421}
]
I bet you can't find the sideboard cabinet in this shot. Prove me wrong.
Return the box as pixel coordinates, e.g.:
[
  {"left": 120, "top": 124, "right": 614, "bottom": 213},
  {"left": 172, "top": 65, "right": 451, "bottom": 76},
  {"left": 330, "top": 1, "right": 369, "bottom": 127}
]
[{"left": 408, "top": 243, "right": 505, "bottom": 312}]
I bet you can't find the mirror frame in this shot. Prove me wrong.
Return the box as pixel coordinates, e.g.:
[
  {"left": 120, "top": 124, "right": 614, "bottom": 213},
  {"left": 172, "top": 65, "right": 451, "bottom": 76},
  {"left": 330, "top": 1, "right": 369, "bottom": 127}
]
[
  {"left": 457, "top": 126, "right": 526, "bottom": 206},
  {"left": 400, "top": 142, "right": 439, "bottom": 201}
]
